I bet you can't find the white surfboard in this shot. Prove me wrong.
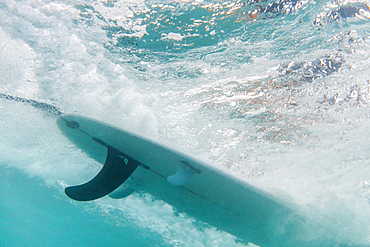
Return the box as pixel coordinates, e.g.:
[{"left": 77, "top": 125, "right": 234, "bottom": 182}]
[{"left": 57, "top": 114, "right": 304, "bottom": 246}]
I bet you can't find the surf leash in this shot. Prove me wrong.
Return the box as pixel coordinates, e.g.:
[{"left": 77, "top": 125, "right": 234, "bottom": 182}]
[{"left": 0, "top": 93, "right": 64, "bottom": 116}]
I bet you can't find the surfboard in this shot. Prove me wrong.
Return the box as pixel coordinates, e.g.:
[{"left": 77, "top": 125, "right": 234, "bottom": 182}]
[{"left": 57, "top": 114, "right": 304, "bottom": 246}]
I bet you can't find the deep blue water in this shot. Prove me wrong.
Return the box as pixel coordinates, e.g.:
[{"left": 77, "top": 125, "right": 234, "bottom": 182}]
[
  {"left": 0, "top": 167, "right": 167, "bottom": 247},
  {"left": 1, "top": 0, "right": 370, "bottom": 246}
]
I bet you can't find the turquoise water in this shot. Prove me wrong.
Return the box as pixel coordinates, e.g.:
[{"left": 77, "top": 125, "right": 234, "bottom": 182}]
[{"left": 1, "top": 0, "right": 370, "bottom": 246}]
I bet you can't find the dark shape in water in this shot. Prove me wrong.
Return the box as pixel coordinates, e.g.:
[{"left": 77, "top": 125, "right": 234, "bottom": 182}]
[{"left": 0, "top": 93, "right": 63, "bottom": 116}]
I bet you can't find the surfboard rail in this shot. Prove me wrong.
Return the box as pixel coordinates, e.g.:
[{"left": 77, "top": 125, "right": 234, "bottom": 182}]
[{"left": 57, "top": 114, "right": 305, "bottom": 246}]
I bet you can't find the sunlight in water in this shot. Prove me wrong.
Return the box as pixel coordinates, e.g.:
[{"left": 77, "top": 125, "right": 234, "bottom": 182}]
[{"left": 1, "top": 0, "right": 370, "bottom": 246}]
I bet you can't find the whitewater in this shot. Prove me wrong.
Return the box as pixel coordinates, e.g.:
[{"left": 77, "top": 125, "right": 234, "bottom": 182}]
[{"left": 1, "top": 0, "right": 370, "bottom": 246}]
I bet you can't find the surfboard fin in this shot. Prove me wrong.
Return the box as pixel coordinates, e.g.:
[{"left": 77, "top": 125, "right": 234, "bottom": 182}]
[
  {"left": 65, "top": 146, "right": 139, "bottom": 201},
  {"left": 108, "top": 178, "right": 135, "bottom": 199},
  {"left": 167, "top": 161, "right": 201, "bottom": 186}
]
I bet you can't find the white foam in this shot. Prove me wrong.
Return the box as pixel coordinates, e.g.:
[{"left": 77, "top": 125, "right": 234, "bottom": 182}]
[
  {"left": 0, "top": 27, "right": 39, "bottom": 96},
  {"left": 1, "top": 0, "right": 370, "bottom": 245}
]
